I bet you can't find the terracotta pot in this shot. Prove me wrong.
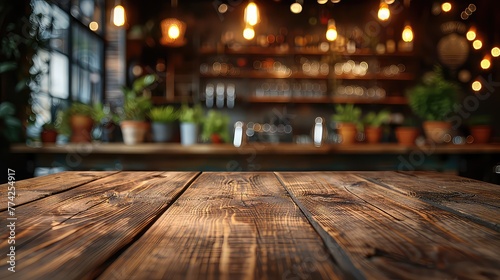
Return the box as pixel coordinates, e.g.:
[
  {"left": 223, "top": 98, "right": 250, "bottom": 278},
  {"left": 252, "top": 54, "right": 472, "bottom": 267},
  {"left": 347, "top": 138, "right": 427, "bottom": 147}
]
[
  {"left": 395, "top": 127, "right": 419, "bottom": 146},
  {"left": 365, "top": 126, "right": 382, "bottom": 144},
  {"left": 337, "top": 123, "right": 357, "bottom": 144},
  {"left": 422, "top": 121, "right": 452, "bottom": 144},
  {"left": 470, "top": 125, "right": 492, "bottom": 144},
  {"left": 41, "top": 129, "right": 58, "bottom": 143},
  {"left": 210, "top": 134, "right": 223, "bottom": 144},
  {"left": 120, "top": 120, "right": 149, "bottom": 145},
  {"left": 70, "top": 115, "right": 94, "bottom": 143}
]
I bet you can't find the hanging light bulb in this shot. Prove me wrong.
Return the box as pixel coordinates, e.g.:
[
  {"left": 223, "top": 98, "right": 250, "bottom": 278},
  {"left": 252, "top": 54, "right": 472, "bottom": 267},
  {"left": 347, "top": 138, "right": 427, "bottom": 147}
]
[
  {"left": 244, "top": 1, "right": 259, "bottom": 26},
  {"left": 112, "top": 3, "right": 126, "bottom": 27},
  {"left": 160, "top": 0, "right": 187, "bottom": 46},
  {"left": 473, "top": 39, "right": 482, "bottom": 50},
  {"left": 326, "top": 19, "right": 337, "bottom": 41},
  {"left": 466, "top": 27, "right": 476, "bottom": 41},
  {"left": 243, "top": 26, "right": 255, "bottom": 40},
  {"left": 378, "top": 1, "right": 390, "bottom": 21},
  {"left": 441, "top": 2, "right": 452, "bottom": 13},
  {"left": 472, "top": 80, "right": 482, "bottom": 91},
  {"left": 402, "top": 22, "right": 413, "bottom": 42},
  {"left": 318, "top": 0, "right": 328, "bottom": 4},
  {"left": 290, "top": 1, "right": 303, "bottom": 14},
  {"left": 480, "top": 55, "right": 491, "bottom": 70},
  {"left": 492, "top": 46, "right": 500, "bottom": 57}
]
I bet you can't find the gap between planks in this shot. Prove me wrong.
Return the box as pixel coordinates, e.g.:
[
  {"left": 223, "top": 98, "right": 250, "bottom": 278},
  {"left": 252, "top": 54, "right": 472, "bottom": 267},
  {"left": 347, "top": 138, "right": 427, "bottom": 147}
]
[
  {"left": 273, "top": 172, "right": 366, "bottom": 280},
  {"left": 92, "top": 171, "right": 202, "bottom": 278}
]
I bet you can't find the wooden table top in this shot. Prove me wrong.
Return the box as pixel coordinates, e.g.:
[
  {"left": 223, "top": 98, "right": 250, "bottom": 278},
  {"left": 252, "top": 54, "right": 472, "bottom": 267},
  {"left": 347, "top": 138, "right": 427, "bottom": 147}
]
[{"left": 1, "top": 171, "right": 499, "bottom": 279}]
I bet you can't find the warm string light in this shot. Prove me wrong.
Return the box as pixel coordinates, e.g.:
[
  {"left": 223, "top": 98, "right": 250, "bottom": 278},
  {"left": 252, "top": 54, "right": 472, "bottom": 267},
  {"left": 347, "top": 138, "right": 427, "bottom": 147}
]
[
  {"left": 378, "top": 1, "right": 390, "bottom": 21},
  {"left": 290, "top": 1, "right": 303, "bottom": 14},
  {"left": 441, "top": 2, "right": 452, "bottom": 13},
  {"left": 402, "top": 22, "right": 413, "bottom": 42},
  {"left": 491, "top": 47, "right": 500, "bottom": 57},
  {"left": 244, "top": 1, "right": 259, "bottom": 26},
  {"left": 243, "top": 26, "right": 255, "bottom": 40},
  {"left": 480, "top": 55, "right": 491, "bottom": 70},
  {"left": 326, "top": 19, "right": 337, "bottom": 41},
  {"left": 473, "top": 39, "right": 482, "bottom": 50},
  {"left": 472, "top": 80, "right": 482, "bottom": 91},
  {"left": 466, "top": 27, "right": 476, "bottom": 41},
  {"left": 112, "top": 4, "right": 126, "bottom": 27}
]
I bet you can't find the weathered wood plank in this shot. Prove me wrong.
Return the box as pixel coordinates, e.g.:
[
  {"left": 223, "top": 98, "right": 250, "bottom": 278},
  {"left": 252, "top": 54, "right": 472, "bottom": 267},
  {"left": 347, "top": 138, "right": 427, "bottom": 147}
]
[
  {"left": 0, "top": 171, "right": 117, "bottom": 211},
  {"left": 276, "top": 171, "right": 500, "bottom": 280},
  {"left": 356, "top": 171, "right": 500, "bottom": 230},
  {"left": 0, "top": 171, "right": 199, "bottom": 280},
  {"left": 98, "top": 172, "right": 344, "bottom": 280}
]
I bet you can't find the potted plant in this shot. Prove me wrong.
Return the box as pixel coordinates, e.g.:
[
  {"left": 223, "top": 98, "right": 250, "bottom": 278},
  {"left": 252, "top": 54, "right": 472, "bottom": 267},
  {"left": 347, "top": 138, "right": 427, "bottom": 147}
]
[
  {"left": 363, "top": 109, "right": 390, "bottom": 144},
  {"left": 92, "top": 103, "right": 119, "bottom": 142},
  {"left": 41, "top": 123, "right": 58, "bottom": 143},
  {"left": 395, "top": 117, "right": 420, "bottom": 146},
  {"left": 149, "top": 106, "right": 178, "bottom": 142},
  {"left": 179, "top": 104, "right": 204, "bottom": 145},
  {"left": 331, "top": 104, "right": 362, "bottom": 144},
  {"left": 408, "top": 66, "right": 460, "bottom": 144},
  {"left": 201, "top": 110, "right": 230, "bottom": 144},
  {"left": 120, "top": 74, "right": 156, "bottom": 145},
  {"left": 467, "top": 115, "right": 492, "bottom": 144},
  {"left": 59, "top": 102, "right": 95, "bottom": 143}
]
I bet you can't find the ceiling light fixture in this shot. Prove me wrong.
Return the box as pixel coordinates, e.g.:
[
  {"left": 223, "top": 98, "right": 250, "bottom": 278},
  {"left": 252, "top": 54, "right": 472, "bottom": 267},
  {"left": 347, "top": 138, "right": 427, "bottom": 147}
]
[
  {"left": 160, "top": 0, "right": 186, "bottom": 47},
  {"left": 244, "top": 1, "right": 260, "bottom": 26},
  {"left": 378, "top": 1, "right": 390, "bottom": 21},
  {"left": 111, "top": 1, "right": 126, "bottom": 27},
  {"left": 290, "top": 1, "right": 303, "bottom": 14},
  {"left": 326, "top": 19, "right": 337, "bottom": 41},
  {"left": 402, "top": 22, "right": 413, "bottom": 42}
]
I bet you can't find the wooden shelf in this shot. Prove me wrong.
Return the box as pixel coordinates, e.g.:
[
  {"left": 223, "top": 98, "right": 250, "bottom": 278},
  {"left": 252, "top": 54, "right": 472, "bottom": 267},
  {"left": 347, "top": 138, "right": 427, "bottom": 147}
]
[
  {"left": 246, "top": 96, "right": 332, "bottom": 103},
  {"left": 335, "top": 73, "right": 414, "bottom": 81},
  {"left": 200, "top": 72, "right": 330, "bottom": 79},
  {"left": 331, "top": 96, "right": 407, "bottom": 104},
  {"left": 199, "top": 46, "right": 329, "bottom": 56}
]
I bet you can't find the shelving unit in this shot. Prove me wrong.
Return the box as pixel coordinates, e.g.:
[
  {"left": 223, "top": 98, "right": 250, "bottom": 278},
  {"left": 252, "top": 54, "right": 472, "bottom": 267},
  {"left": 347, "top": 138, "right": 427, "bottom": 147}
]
[{"left": 197, "top": 45, "right": 417, "bottom": 107}]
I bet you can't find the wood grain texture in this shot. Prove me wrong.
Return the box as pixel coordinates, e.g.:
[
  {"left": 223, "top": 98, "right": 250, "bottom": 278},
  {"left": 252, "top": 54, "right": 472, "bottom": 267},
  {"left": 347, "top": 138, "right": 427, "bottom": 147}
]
[
  {"left": 356, "top": 171, "right": 500, "bottom": 231},
  {"left": 0, "top": 171, "right": 117, "bottom": 211},
  {"left": 0, "top": 171, "right": 199, "bottom": 280},
  {"left": 98, "top": 172, "right": 342, "bottom": 280},
  {"left": 275, "top": 171, "right": 500, "bottom": 280}
]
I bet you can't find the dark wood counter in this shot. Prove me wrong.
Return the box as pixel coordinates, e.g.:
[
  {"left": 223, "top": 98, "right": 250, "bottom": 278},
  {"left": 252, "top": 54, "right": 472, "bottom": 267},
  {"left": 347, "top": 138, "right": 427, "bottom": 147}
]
[
  {"left": 9, "top": 143, "right": 500, "bottom": 184},
  {"left": 10, "top": 142, "right": 500, "bottom": 155},
  {"left": 1, "top": 171, "right": 499, "bottom": 279}
]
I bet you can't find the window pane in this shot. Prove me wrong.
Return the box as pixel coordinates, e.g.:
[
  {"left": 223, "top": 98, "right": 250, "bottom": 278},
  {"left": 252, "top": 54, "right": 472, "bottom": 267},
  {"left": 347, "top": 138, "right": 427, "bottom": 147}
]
[
  {"left": 50, "top": 52, "right": 69, "bottom": 99},
  {"left": 49, "top": 4, "right": 70, "bottom": 54}
]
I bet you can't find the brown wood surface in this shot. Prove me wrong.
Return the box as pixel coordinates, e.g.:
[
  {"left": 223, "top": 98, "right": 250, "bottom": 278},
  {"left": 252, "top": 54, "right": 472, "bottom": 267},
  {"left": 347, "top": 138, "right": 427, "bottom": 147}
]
[
  {"left": 356, "top": 171, "right": 500, "bottom": 230},
  {"left": 0, "top": 171, "right": 116, "bottom": 211},
  {"left": 98, "top": 172, "right": 343, "bottom": 280},
  {"left": 1, "top": 171, "right": 499, "bottom": 279},
  {"left": 0, "top": 171, "right": 199, "bottom": 280},
  {"left": 275, "top": 171, "right": 500, "bottom": 280}
]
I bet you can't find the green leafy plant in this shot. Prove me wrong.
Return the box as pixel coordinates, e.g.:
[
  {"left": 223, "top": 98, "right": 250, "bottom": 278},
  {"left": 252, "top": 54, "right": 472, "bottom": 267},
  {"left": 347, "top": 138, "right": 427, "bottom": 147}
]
[
  {"left": 408, "top": 66, "right": 460, "bottom": 121},
  {"left": 121, "top": 74, "right": 156, "bottom": 121},
  {"left": 57, "top": 102, "right": 95, "bottom": 136},
  {"left": 201, "top": 110, "right": 230, "bottom": 143},
  {"left": 467, "top": 114, "right": 491, "bottom": 126},
  {"left": 179, "top": 103, "right": 204, "bottom": 124},
  {"left": 331, "top": 104, "right": 362, "bottom": 128},
  {"left": 149, "top": 106, "right": 178, "bottom": 123},
  {"left": 0, "top": 102, "right": 22, "bottom": 142},
  {"left": 363, "top": 110, "right": 391, "bottom": 128}
]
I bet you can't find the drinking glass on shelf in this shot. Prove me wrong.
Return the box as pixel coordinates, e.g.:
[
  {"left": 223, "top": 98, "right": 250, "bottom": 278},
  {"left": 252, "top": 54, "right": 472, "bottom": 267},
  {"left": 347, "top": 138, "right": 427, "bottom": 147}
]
[
  {"left": 227, "top": 83, "right": 235, "bottom": 108},
  {"left": 216, "top": 83, "right": 225, "bottom": 108},
  {"left": 205, "top": 83, "right": 214, "bottom": 108}
]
